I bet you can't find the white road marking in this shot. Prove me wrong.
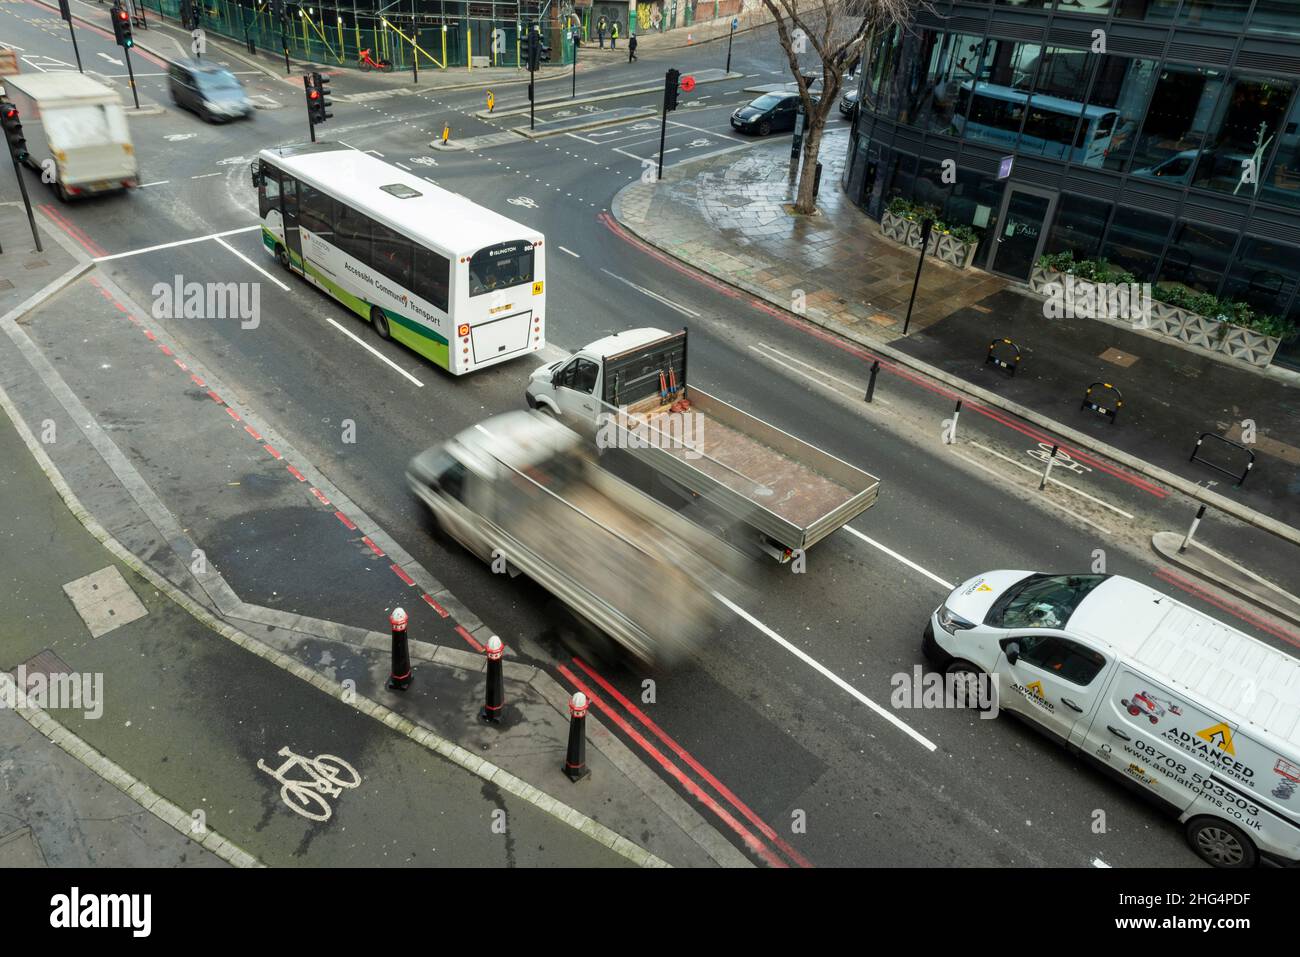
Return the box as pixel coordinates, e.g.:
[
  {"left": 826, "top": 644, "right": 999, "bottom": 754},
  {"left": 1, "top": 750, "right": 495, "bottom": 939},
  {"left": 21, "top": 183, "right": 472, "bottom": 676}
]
[
  {"left": 137, "top": 180, "right": 170, "bottom": 188},
  {"left": 969, "top": 441, "right": 1134, "bottom": 518},
  {"left": 751, "top": 341, "right": 892, "bottom": 405},
  {"left": 953, "top": 449, "right": 1112, "bottom": 534},
  {"left": 395, "top": 162, "right": 411, "bottom": 170},
  {"left": 842, "top": 527, "right": 955, "bottom": 591},
  {"left": 322, "top": 316, "right": 424, "bottom": 388},
  {"left": 1092, "top": 857, "right": 1111, "bottom": 868},
  {"left": 714, "top": 591, "right": 938, "bottom": 752},
  {"left": 599, "top": 268, "right": 699, "bottom": 317},
  {"left": 191, "top": 172, "right": 222, "bottom": 179},
  {"left": 92, "top": 225, "right": 261, "bottom": 262},
  {"left": 558, "top": 246, "right": 580, "bottom": 258},
  {"left": 214, "top": 237, "right": 290, "bottom": 291}
]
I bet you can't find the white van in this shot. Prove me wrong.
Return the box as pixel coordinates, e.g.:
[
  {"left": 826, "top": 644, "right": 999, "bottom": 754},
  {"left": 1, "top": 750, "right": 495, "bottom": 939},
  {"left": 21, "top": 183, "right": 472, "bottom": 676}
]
[{"left": 924, "top": 571, "right": 1300, "bottom": 868}]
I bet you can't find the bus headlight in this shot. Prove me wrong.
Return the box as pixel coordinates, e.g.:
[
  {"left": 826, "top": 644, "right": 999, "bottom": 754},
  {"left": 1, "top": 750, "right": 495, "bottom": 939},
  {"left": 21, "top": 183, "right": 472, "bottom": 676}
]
[{"left": 937, "top": 605, "right": 976, "bottom": 635}]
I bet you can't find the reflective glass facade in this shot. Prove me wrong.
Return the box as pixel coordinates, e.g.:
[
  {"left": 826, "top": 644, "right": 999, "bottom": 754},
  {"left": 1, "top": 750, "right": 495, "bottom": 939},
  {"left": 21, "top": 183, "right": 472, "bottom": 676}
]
[{"left": 843, "top": 0, "right": 1300, "bottom": 368}]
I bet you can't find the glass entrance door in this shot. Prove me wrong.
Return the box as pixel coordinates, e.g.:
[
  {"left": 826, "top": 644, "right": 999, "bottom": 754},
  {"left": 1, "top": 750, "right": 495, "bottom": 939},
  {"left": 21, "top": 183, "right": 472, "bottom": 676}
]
[{"left": 989, "top": 187, "right": 1055, "bottom": 280}]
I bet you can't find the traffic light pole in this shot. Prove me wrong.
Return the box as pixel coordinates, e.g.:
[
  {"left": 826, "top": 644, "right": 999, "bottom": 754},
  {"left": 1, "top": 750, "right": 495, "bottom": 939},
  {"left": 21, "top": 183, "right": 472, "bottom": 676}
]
[
  {"left": 9, "top": 159, "right": 42, "bottom": 252},
  {"left": 726, "top": 20, "right": 735, "bottom": 73},
  {"left": 571, "top": 32, "right": 577, "bottom": 98},
  {"left": 657, "top": 99, "right": 667, "bottom": 180},
  {"left": 123, "top": 46, "right": 140, "bottom": 109},
  {"left": 67, "top": 20, "right": 84, "bottom": 72}
]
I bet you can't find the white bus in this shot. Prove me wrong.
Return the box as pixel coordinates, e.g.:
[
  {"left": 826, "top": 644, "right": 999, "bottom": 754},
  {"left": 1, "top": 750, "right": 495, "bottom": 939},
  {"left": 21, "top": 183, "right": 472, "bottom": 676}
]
[
  {"left": 252, "top": 142, "right": 545, "bottom": 375},
  {"left": 954, "top": 82, "right": 1119, "bottom": 167}
]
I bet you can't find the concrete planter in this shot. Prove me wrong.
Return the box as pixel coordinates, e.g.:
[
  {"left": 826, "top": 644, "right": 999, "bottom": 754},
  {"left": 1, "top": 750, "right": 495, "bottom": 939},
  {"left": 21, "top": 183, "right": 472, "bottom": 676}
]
[
  {"left": 1034, "top": 267, "right": 1282, "bottom": 369},
  {"left": 880, "top": 210, "right": 978, "bottom": 270}
]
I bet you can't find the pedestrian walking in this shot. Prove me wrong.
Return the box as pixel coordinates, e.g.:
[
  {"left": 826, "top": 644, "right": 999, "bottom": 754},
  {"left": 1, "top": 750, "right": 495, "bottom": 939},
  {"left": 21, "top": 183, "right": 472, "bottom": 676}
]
[
  {"left": 611, "top": 22, "right": 619, "bottom": 48},
  {"left": 598, "top": 25, "right": 605, "bottom": 48},
  {"left": 628, "top": 33, "right": 637, "bottom": 62}
]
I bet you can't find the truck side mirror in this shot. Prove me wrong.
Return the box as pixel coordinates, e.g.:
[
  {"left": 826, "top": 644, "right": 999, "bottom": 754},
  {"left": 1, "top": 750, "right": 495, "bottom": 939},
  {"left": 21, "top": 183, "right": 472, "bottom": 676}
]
[{"left": 1005, "top": 642, "right": 1020, "bottom": 666}]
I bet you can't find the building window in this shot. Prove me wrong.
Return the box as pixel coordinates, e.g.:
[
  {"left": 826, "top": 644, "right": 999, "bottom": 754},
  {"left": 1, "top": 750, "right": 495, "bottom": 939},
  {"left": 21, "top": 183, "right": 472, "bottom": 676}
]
[
  {"left": 1086, "top": 55, "right": 1159, "bottom": 172},
  {"left": 1158, "top": 222, "right": 1236, "bottom": 295},
  {"left": 885, "top": 150, "right": 918, "bottom": 207},
  {"left": 1113, "top": 0, "right": 1180, "bottom": 20},
  {"left": 1045, "top": 194, "right": 1113, "bottom": 261},
  {"left": 1019, "top": 46, "right": 1093, "bottom": 162},
  {"left": 1261, "top": 88, "right": 1300, "bottom": 208},
  {"left": 920, "top": 32, "right": 987, "bottom": 135},
  {"left": 1250, "top": 0, "right": 1300, "bottom": 36},
  {"left": 1190, "top": 74, "right": 1296, "bottom": 195},
  {"left": 1100, "top": 206, "right": 1173, "bottom": 281},
  {"left": 1177, "top": 0, "right": 1253, "bottom": 28},
  {"left": 1129, "top": 65, "right": 1227, "bottom": 182},
  {"left": 953, "top": 39, "right": 1042, "bottom": 152}
]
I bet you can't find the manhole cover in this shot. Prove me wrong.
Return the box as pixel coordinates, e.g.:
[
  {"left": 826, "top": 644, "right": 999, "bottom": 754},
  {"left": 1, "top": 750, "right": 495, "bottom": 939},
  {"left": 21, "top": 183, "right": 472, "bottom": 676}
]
[
  {"left": 62, "top": 566, "right": 147, "bottom": 638},
  {"left": 1099, "top": 347, "right": 1138, "bottom": 368}
]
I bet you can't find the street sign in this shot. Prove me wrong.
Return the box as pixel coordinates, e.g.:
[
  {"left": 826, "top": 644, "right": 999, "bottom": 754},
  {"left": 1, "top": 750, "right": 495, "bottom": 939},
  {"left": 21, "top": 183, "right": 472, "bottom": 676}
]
[
  {"left": 731, "top": 17, "right": 738, "bottom": 29},
  {"left": 998, "top": 155, "right": 1014, "bottom": 179}
]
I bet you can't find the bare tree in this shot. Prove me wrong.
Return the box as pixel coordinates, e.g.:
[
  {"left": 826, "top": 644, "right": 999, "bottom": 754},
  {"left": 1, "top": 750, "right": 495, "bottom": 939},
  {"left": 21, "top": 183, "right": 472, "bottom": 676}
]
[{"left": 762, "top": 0, "right": 921, "bottom": 214}]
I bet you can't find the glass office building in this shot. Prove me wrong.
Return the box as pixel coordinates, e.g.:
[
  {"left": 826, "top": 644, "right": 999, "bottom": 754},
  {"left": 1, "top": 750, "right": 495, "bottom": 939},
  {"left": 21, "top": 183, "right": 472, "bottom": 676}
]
[{"left": 842, "top": 0, "right": 1300, "bottom": 369}]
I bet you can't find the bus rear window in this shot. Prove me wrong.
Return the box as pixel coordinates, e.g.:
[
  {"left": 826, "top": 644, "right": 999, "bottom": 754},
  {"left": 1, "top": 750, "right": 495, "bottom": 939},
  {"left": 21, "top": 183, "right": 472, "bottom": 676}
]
[{"left": 469, "top": 241, "right": 534, "bottom": 296}]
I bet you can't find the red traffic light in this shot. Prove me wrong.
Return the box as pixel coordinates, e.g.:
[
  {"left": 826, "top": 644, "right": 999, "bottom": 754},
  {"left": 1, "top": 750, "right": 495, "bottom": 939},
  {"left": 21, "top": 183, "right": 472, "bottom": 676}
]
[
  {"left": 680, "top": 74, "right": 696, "bottom": 93},
  {"left": 116, "top": 8, "right": 128, "bottom": 19},
  {"left": 309, "top": 90, "right": 320, "bottom": 99}
]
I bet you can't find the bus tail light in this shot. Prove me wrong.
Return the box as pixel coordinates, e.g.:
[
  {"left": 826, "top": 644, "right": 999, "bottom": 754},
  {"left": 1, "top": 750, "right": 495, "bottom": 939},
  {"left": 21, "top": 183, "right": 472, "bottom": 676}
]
[{"left": 458, "top": 324, "right": 470, "bottom": 337}]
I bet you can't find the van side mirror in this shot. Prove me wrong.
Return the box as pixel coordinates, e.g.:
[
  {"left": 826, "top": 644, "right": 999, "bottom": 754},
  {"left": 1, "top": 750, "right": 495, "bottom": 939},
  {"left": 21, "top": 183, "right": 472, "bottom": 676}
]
[{"left": 1005, "top": 642, "right": 1020, "bottom": 665}]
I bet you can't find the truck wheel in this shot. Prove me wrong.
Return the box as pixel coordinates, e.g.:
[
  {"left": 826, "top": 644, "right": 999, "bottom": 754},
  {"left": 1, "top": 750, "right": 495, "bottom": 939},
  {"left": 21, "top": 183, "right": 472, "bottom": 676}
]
[
  {"left": 547, "top": 600, "right": 616, "bottom": 667},
  {"left": 370, "top": 305, "right": 391, "bottom": 340},
  {"left": 944, "top": 660, "right": 993, "bottom": 712},
  {"left": 1186, "top": 817, "right": 1257, "bottom": 868},
  {"left": 56, "top": 182, "right": 72, "bottom": 203}
]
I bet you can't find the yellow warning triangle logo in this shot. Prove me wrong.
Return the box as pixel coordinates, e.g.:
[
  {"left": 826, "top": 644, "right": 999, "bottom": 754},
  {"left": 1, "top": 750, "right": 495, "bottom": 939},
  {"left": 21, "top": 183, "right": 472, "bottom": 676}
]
[
  {"left": 1025, "top": 681, "right": 1045, "bottom": 698},
  {"left": 1196, "top": 723, "right": 1235, "bottom": 755},
  {"left": 976, "top": 583, "right": 993, "bottom": 592}
]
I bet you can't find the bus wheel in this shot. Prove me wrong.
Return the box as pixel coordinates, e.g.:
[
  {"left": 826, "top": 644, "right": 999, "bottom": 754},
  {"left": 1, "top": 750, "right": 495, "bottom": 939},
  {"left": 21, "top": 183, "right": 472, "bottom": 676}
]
[
  {"left": 275, "top": 244, "right": 291, "bottom": 269},
  {"left": 370, "top": 306, "right": 391, "bottom": 340},
  {"left": 1186, "top": 817, "right": 1257, "bottom": 868}
]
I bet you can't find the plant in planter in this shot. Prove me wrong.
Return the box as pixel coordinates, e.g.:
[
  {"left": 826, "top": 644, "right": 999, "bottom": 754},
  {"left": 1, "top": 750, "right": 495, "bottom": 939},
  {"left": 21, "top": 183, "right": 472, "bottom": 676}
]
[{"left": 882, "top": 198, "right": 978, "bottom": 268}]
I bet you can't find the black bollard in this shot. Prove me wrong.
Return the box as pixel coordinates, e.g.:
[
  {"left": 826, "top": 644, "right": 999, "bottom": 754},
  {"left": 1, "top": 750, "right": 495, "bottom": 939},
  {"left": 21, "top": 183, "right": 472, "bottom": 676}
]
[
  {"left": 864, "top": 359, "right": 880, "bottom": 403},
  {"left": 387, "top": 607, "right": 411, "bottom": 691},
  {"left": 479, "top": 635, "right": 505, "bottom": 724},
  {"left": 563, "top": 692, "right": 591, "bottom": 782}
]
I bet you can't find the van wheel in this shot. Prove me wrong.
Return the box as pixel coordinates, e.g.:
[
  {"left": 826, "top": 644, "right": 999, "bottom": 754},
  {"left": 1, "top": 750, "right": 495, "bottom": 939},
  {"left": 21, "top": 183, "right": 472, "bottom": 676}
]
[
  {"left": 370, "top": 306, "right": 391, "bottom": 340},
  {"left": 275, "top": 244, "right": 291, "bottom": 269},
  {"left": 944, "top": 660, "right": 992, "bottom": 712},
  {"left": 1186, "top": 817, "right": 1257, "bottom": 868},
  {"left": 547, "top": 600, "right": 616, "bottom": 667},
  {"left": 56, "top": 182, "right": 72, "bottom": 203}
]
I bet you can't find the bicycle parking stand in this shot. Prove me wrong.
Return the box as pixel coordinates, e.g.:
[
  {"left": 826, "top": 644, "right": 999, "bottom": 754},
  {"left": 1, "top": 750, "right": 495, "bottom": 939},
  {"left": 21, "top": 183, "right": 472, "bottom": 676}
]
[
  {"left": 1081, "top": 382, "right": 1123, "bottom": 424},
  {"left": 1190, "top": 432, "right": 1255, "bottom": 487},
  {"left": 985, "top": 338, "right": 1021, "bottom": 377}
]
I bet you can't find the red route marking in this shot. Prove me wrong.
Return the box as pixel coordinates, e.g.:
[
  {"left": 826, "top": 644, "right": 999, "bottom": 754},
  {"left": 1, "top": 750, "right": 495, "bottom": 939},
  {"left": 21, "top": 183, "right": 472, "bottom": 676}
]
[
  {"left": 334, "top": 511, "right": 357, "bottom": 530},
  {"left": 390, "top": 564, "right": 415, "bottom": 586},
  {"left": 174, "top": 359, "right": 188, "bottom": 371},
  {"left": 558, "top": 664, "right": 787, "bottom": 868},
  {"left": 190, "top": 374, "right": 206, "bottom": 388},
  {"left": 38, "top": 204, "right": 107, "bottom": 257},
  {"left": 310, "top": 487, "right": 331, "bottom": 506},
  {"left": 421, "top": 593, "right": 450, "bottom": 618},
  {"left": 1154, "top": 568, "right": 1300, "bottom": 650},
  {"left": 362, "top": 536, "right": 385, "bottom": 557},
  {"left": 225, "top": 407, "right": 241, "bottom": 421},
  {"left": 598, "top": 211, "right": 1167, "bottom": 500},
  {"left": 572, "top": 656, "right": 812, "bottom": 868},
  {"left": 143, "top": 329, "right": 156, "bottom": 341},
  {"left": 159, "top": 344, "right": 173, "bottom": 356},
  {"left": 285, "top": 464, "right": 306, "bottom": 482},
  {"left": 206, "top": 390, "right": 224, "bottom": 404},
  {"left": 453, "top": 625, "right": 484, "bottom": 652},
  {"left": 262, "top": 443, "right": 282, "bottom": 459},
  {"left": 244, "top": 424, "right": 262, "bottom": 441}
]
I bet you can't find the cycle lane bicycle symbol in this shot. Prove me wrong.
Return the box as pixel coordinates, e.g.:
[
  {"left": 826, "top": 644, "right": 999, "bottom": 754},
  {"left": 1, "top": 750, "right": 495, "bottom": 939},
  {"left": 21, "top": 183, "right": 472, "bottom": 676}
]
[{"left": 257, "top": 747, "right": 361, "bottom": 822}]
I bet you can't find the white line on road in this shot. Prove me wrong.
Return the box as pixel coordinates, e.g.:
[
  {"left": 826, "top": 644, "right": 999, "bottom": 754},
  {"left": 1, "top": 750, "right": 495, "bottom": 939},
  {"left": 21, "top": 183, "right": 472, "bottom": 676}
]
[
  {"left": 842, "top": 527, "right": 956, "bottom": 591},
  {"left": 954, "top": 451, "right": 1112, "bottom": 535},
  {"left": 751, "top": 341, "right": 892, "bottom": 406},
  {"left": 599, "top": 268, "right": 699, "bottom": 317},
  {"left": 1092, "top": 857, "right": 1111, "bottom": 868},
  {"left": 322, "top": 316, "right": 424, "bottom": 388},
  {"left": 191, "top": 172, "right": 221, "bottom": 179},
  {"left": 92, "top": 225, "right": 261, "bottom": 263},
  {"left": 137, "top": 180, "right": 170, "bottom": 188},
  {"left": 558, "top": 246, "right": 581, "bottom": 258},
  {"left": 969, "top": 441, "right": 1134, "bottom": 519},
  {"left": 395, "top": 162, "right": 411, "bottom": 170},
  {"left": 214, "top": 237, "right": 290, "bottom": 292},
  {"left": 713, "top": 591, "right": 938, "bottom": 752}
]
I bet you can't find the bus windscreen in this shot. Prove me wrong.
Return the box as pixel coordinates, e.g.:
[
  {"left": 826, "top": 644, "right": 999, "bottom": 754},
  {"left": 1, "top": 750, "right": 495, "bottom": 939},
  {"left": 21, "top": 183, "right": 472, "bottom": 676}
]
[{"left": 469, "top": 241, "right": 535, "bottom": 296}]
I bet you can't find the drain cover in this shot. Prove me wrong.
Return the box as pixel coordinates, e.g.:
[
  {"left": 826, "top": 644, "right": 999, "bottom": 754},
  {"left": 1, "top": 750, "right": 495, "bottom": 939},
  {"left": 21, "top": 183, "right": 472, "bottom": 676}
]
[{"left": 61, "top": 566, "right": 147, "bottom": 638}]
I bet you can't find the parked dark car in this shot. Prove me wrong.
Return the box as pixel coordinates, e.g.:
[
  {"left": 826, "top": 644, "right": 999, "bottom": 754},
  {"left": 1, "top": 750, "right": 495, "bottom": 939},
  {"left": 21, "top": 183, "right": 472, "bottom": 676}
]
[
  {"left": 730, "top": 92, "right": 814, "bottom": 136},
  {"left": 839, "top": 87, "right": 860, "bottom": 117},
  {"left": 168, "top": 59, "right": 253, "bottom": 123}
]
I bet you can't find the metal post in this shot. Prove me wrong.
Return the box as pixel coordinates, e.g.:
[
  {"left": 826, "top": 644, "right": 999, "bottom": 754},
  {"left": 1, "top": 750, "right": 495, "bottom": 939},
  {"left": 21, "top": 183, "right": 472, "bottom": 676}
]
[
  {"left": 410, "top": 3, "right": 418, "bottom": 83},
  {"left": 902, "top": 218, "right": 933, "bottom": 336},
  {"left": 657, "top": 95, "right": 668, "bottom": 179},
  {"left": 479, "top": 636, "right": 505, "bottom": 724},
  {"left": 571, "top": 29, "right": 577, "bottom": 98},
  {"left": 864, "top": 359, "right": 880, "bottom": 403},
  {"left": 123, "top": 45, "right": 140, "bottom": 109},
  {"left": 563, "top": 692, "right": 591, "bottom": 781},
  {"left": 387, "top": 607, "right": 411, "bottom": 690},
  {"left": 10, "top": 160, "right": 42, "bottom": 252},
  {"left": 67, "top": 20, "right": 84, "bottom": 72},
  {"left": 947, "top": 398, "right": 961, "bottom": 445},
  {"left": 1038, "top": 443, "right": 1059, "bottom": 490},
  {"left": 725, "top": 19, "right": 733, "bottom": 73},
  {"left": 1180, "top": 504, "right": 1207, "bottom": 553}
]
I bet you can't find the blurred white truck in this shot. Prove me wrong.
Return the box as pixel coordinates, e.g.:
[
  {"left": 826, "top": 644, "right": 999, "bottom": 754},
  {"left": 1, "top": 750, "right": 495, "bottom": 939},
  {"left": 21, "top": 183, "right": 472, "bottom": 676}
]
[{"left": 2, "top": 72, "right": 137, "bottom": 200}]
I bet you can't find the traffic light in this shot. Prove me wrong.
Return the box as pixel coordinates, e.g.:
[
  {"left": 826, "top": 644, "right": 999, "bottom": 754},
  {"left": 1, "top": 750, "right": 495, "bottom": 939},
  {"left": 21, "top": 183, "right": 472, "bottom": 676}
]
[
  {"left": 664, "top": 68, "right": 681, "bottom": 113},
  {"left": 111, "top": 4, "right": 134, "bottom": 48},
  {"left": 526, "top": 29, "right": 550, "bottom": 71},
  {"left": 2, "top": 99, "right": 28, "bottom": 164},
  {"left": 305, "top": 72, "right": 332, "bottom": 126}
]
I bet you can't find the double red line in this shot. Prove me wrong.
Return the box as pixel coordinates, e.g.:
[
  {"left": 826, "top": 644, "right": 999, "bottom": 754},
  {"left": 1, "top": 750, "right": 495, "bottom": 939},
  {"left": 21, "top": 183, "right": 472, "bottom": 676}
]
[
  {"left": 558, "top": 656, "right": 812, "bottom": 868},
  {"left": 40, "top": 204, "right": 108, "bottom": 258}
]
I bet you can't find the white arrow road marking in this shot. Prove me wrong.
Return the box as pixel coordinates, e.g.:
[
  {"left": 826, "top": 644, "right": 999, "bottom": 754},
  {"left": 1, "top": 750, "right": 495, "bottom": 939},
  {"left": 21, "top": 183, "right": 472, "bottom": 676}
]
[
  {"left": 599, "top": 268, "right": 698, "bottom": 317},
  {"left": 97, "top": 52, "right": 123, "bottom": 66}
]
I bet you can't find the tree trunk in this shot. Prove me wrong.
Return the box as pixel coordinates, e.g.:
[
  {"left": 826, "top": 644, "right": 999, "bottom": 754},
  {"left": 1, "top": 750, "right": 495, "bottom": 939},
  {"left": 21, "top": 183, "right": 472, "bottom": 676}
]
[{"left": 793, "top": 110, "right": 826, "bottom": 215}]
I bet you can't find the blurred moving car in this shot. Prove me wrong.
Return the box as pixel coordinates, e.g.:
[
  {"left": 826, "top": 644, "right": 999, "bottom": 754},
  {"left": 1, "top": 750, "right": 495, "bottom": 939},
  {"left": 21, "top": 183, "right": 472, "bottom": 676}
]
[{"left": 168, "top": 59, "right": 253, "bottom": 123}]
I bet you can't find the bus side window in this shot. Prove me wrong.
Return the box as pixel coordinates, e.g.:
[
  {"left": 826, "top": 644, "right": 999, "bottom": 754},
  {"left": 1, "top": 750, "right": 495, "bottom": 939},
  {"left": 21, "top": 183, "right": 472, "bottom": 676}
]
[
  {"left": 413, "top": 246, "right": 450, "bottom": 312},
  {"left": 259, "top": 165, "right": 281, "bottom": 218},
  {"left": 371, "top": 222, "right": 412, "bottom": 289},
  {"left": 281, "top": 176, "right": 299, "bottom": 217},
  {"left": 333, "top": 203, "right": 373, "bottom": 266},
  {"left": 299, "top": 183, "right": 334, "bottom": 240}
]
